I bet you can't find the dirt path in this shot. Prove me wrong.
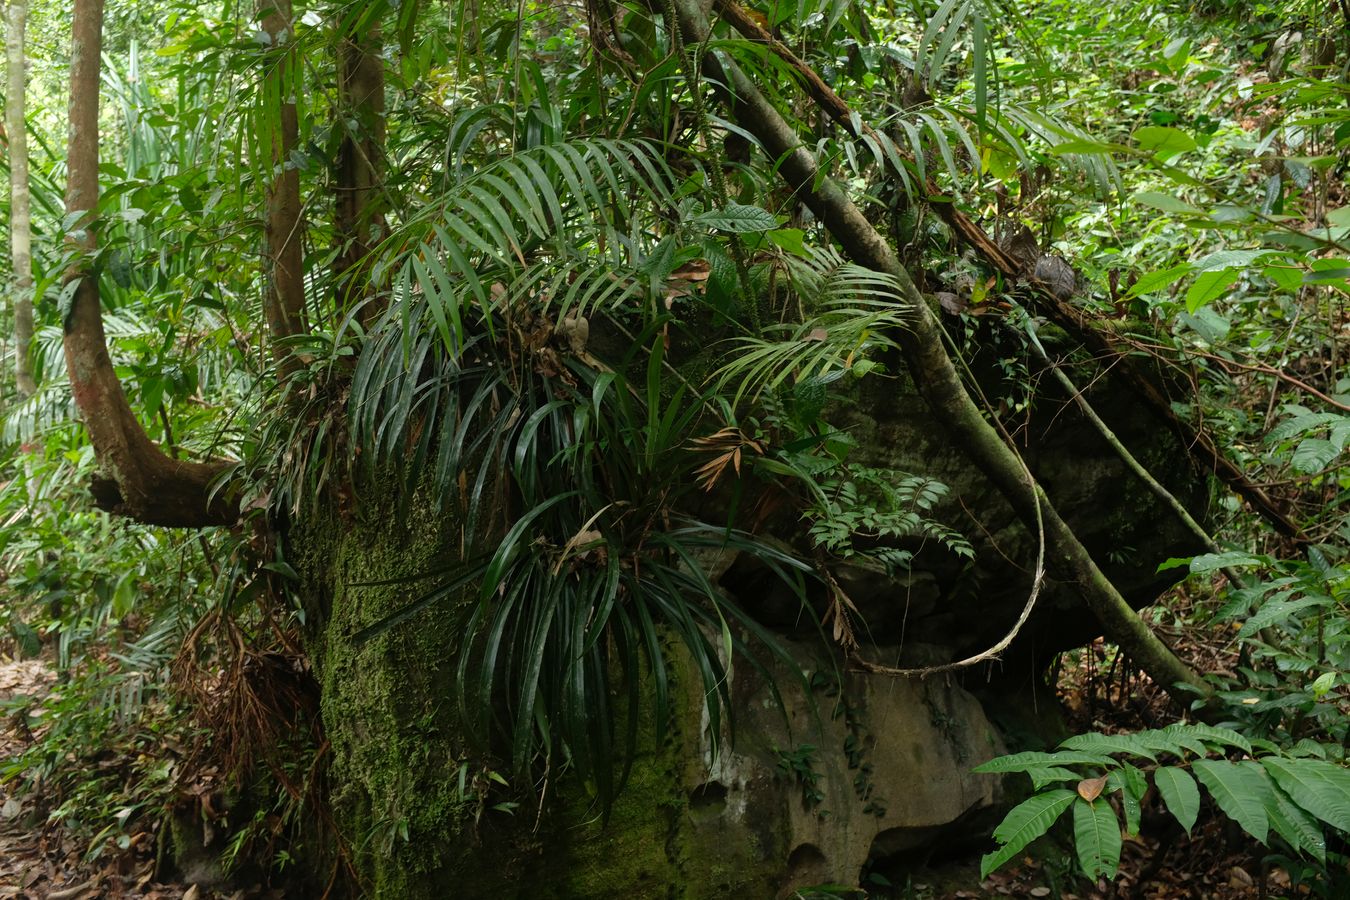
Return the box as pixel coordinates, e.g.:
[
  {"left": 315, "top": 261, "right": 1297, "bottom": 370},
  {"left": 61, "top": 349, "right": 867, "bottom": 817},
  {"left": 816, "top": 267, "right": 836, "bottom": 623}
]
[
  {"left": 0, "top": 657, "right": 63, "bottom": 898},
  {"left": 0, "top": 656, "right": 202, "bottom": 900}
]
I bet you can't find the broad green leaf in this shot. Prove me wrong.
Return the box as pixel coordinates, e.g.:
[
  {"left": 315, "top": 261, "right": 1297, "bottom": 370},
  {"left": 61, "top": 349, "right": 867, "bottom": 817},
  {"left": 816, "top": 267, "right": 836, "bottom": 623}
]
[
  {"left": 692, "top": 203, "right": 778, "bottom": 233},
  {"left": 1188, "top": 552, "right": 1263, "bottom": 574},
  {"left": 1303, "top": 267, "right": 1350, "bottom": 285},
  {"left": 1167, "top": 723, "right": 1252, "bottom": 754},
  {"left": 1193, "top": 759, "right": 1268, "bottom": 842},
  {"left": 1268, "top": 411, "right": 1342, "bottom": 442},
  {"left": 1292, "top": 438, "right": 1339, "bottom": 474},
  {"left": 9, "top": 619, "right": 40, "bottom": 659},
  {"left": 1185, "top": 268, "right": 1240, "bottom": 312},
  {"left": 1106, "top": 763, "right": 1146, "bottom": 835},
  {"left": 1073, "top": 797, "right": 1122, "bottom": 880},
  {"left": 973, "top": 750, "right": 1114, "bottom": 773},
  {"left": 1126, "top": 263, "right": 1193, "bottom": 299},
  {"left": 1264, "top": 264, "right": 1304, "bottom": 291},
  {"left": 1132, "top": 193, "right": 1201, "bottom": 215},
  {"left": 767, "top": 228, "right": 808, "bottom": 257},
  {"left": 1238, "top": 594, "right": 1332, "bottom": 637},
  {"left": 1024, "top": 766, "right": 1081, "bottom": 790},
  {"left": 1162, "top": 36, "right": 1190, "bottom": 70},
  {"left": 1154, "top": 766, "right": 1200, "bottom": 834},
  {"left": 1060, "top": 732, "right": 1157, "bottom": 761},
  {"left": 1268, "top": 784, "right": 1328, "bottom": 862},
  {"left": 1192, "top": 249, "right": 1271, "bottom": 272},
  {"left": 1311, "top": 672, "right": 1337, "bottom": 699},
  {"left": 980, "top": 789, "right": 1076, "bottom": 879},
  {"left": 1178, "top": 308, "right": 1230, "bottom": 344},
  {"left": 1134, "top": 126, "right": 1197, "bottom": 158},
  {"left": 1129, "top": 729, "right": 1191, "bottom": 758},
  {"left": 1305, "top": 259, "right": 1350, "bottom": 285},
  {"left": 1262, "top": 758, "right": 1350, "bottom": 833}
]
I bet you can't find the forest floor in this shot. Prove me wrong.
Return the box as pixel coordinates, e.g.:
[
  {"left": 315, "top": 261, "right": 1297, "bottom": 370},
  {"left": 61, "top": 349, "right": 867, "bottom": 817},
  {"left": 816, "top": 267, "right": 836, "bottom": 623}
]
[
  {"left": 0, "top": 655, "right": 216, "bottom": 900},
  {"left": 1004, "top": 618, "right": 1314, "bottom": 900}
]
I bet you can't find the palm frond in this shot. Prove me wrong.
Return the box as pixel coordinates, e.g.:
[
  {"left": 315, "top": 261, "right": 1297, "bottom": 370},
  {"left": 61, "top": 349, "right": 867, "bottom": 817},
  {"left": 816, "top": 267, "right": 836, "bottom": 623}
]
[
  {"left": 376, "top": 137, "right": 678, "bottom": 356},
  {"left": 713, "top": 246, "right": 910, "bottom": 405}
]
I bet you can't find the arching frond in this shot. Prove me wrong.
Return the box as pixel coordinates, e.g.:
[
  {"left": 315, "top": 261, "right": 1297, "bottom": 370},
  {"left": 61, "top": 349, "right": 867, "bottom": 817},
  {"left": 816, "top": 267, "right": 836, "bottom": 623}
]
[
  {"left": 713, "top": 246, "right": 910, "bottom": 405},
  {"left": 375, "top": 137, "right": 678, "bottom": 355}
]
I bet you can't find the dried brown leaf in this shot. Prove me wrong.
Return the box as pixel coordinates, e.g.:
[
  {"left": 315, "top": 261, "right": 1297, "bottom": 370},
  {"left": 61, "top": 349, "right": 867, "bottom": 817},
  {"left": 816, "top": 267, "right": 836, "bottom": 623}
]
[{"left": 1077, "top": 775, "right": 1108, "bottom": 802}]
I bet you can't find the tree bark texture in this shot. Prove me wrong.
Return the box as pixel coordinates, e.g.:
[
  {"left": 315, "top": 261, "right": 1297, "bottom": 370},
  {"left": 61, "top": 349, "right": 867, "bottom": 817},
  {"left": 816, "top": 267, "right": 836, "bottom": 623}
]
[
  {"left": 333, "top": 5, "right": 386, "bottom": 324},
  {"left": 669, "top": 0, "right": 1210, "bottom": 703},
  {"left": 7, "top": 0, "right": 35, "bottom": 398},
  {"left": 62, "top": 0, "right": 233, "bottom": 527},
  {"left": 260, "top": 0, "right": 307, "bottom": 361}
]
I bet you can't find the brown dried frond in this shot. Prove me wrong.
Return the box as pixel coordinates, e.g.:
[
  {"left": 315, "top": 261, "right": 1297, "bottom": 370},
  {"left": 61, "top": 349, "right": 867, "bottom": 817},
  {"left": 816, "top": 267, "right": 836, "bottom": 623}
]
[
  {"left": 821, "top": 569, "right": 860, "bottom": 655},
  {"left": 689, "top": 426, "right": 766, "bottom": 492}
]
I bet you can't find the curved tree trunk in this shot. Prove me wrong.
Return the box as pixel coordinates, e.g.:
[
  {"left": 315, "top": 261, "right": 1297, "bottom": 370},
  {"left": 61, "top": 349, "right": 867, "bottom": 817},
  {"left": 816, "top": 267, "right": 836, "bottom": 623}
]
[
  {"left": 63, "top": 0, "right": 233, "bottom": 527},
  {"left": 7, "top": 0, "right": 35, "bottom": 398},
  {"left": 669, "top": 0, "right": 1210, "bottom": 704}
]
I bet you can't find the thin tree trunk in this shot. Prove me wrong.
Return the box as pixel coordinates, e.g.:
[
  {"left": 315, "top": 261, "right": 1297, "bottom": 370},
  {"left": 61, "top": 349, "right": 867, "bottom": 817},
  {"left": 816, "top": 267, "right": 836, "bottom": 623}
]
[
  {"left": 333, "top": 5, "right": 386, "bottom": 324},
  {"left": 7, "top": 0, "right": 35, "bottom": 398},
  {"left": 670, "top": 0, "right": 1209, "bottom": 703},
  {"left": 62, "top": 0, "right": 233, "bottom": 527},
  {"left": 260, "top": 0, "right": 306, "bottom": 365}
]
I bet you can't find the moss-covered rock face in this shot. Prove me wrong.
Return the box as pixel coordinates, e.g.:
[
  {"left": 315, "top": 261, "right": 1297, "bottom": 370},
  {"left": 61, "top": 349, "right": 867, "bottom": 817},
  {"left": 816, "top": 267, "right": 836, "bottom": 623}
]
[
  {"left": 288, "top": 330, "right": 1203, "bottom": 896},
  {"left": 290, "top": 484, "right": 478, "bottom": 897},
  {"left": 292, "top": 478, "right": 1007, "bottom": 897},
  {"left": 291, "top": 484, "right": 1007, "bottom": 897}
]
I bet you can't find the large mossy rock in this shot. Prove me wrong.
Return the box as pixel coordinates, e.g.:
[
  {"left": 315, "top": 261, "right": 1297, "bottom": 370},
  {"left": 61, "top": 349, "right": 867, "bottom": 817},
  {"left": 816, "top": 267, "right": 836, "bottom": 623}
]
[
  {"left": 292, "top": 485, "right": 1008, "bottom": 897},
  {"left": 289, "top": 326, "right": 1206, "bottom": 896}
]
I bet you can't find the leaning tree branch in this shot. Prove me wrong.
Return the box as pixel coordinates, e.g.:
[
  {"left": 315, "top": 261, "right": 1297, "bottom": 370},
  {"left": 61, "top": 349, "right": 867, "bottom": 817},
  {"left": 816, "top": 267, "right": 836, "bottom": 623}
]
[
  {"left": 711, "top": 0, "right": 1304, "bottom": 542},
  {"left": 855, "top": 425, "right": 1048, "bottom": 678},
  {"left": 62, "top": 0, "right": 234, "bottom": 527},
  {"left": 670, "top": 0, "right": 1210, "bottom": 704},
  {"left": 1023, "top": 316, "right": 1255, "bottom": 588}
]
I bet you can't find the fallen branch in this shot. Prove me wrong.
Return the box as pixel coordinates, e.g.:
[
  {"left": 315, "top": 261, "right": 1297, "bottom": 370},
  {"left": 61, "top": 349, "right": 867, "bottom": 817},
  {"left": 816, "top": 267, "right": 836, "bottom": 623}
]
[
  {"left": 47, "top": 879, "right": 97, "bottom": 900},
  {"left": 670, "top": 0, "right": 1211, "bottom": 705},
  {"left": 711, "top": 0, "right": 1304, "bottom": 542}
]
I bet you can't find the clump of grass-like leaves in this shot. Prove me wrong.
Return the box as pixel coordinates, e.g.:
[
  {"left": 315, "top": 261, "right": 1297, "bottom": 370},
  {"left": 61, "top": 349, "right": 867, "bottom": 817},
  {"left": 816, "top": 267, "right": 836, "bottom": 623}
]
[{"left": 349, "top": 310, "right": 811, "bottom": 808}]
